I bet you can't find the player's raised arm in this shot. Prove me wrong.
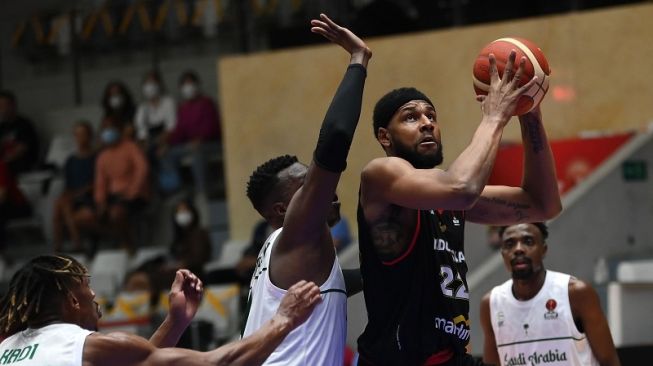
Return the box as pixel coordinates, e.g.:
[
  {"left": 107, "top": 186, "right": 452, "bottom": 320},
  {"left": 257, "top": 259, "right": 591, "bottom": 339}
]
[
  {"left": 280, "top": 14, "right": 371, "bottom": 248},
  {"left": 362, "top": 53, "right": 537, "bottom": 216}
]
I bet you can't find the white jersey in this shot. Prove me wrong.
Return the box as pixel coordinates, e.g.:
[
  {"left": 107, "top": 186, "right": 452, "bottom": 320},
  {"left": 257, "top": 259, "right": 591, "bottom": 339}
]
[
  {"left": 243, "top": 228, "right": 347, "bottom": 366},
  {"left": 0, "top": 323, "right": 93, "bottom": 366},
  {"left": 490, "top": 270, "right": 599, "bottom": 366}
]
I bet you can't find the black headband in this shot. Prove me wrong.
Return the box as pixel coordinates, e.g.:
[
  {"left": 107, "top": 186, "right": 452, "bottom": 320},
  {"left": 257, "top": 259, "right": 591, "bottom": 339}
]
[{"left": 373, "top": 87, "right": 435, "bottom": 131}]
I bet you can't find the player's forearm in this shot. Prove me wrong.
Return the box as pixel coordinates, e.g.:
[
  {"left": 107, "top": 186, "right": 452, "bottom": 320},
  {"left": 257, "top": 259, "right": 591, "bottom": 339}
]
[
  {"left": 445, "top": 117, "right": 505, "bottom": 205},
  {"left": 149, "top": 315, "right": 188, "bottom": 348},
  {"left": 313, "top": 63, "right": 367, "bottom": 173},
  {"left": 518, "top": 113, "right": 561, "bottom": 219},
  {"left": 208, "top": 314, "right": 292, "bottom": 366}
]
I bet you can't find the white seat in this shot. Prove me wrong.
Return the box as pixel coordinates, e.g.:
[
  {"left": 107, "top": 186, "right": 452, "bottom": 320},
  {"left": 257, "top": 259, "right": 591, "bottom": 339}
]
[
  {"left": 6, "top": 171, "right": 58, "bottom": 243},
  {"left": 617, "top": 259, "right": 653, "bottom": 283},
  {"left": 203, "top": 240, "right": 247, "bottom": 272},
  {"left": 44, "top": 134, "right": 75, "bottom": 169},
  {"left": 91, "top": 249, "right": 130, "bottom": 297},
  {"left": 128, "top": 246, "right": 168, "bottom": 271},
  {"left": 195, "top": 284, "right": 240, "bottom": 339},
  {"left": 89, "top": 272, "right": 118, "bottom": 299}
]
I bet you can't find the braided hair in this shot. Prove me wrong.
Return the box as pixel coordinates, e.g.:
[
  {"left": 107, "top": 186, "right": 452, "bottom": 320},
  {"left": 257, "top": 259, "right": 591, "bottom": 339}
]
[{"left": 0, "top": 255, "right": 88, "bottom": 336}]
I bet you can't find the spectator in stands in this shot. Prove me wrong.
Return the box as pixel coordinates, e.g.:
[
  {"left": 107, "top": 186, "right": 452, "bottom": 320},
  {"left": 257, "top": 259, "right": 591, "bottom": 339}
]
[
  {"left": 101, "top": 81, "right": 136, "bottom": 138},
  {"left": 135, "top": 70, "right": 176, "bottom": 153},
  {"left": 52, "top": 121, "right": 97, "bottom": 253},
  {"left": 94, "top": 116, "right": 149, "bottom": 253},
  {"left": 160, "top": 71, "right": 221, "bottom": 221},
  {"left": 480, "top": 222, "right": 621, "bottom": 366},
  {"left": 123, "top": 198, "right": 211, "bottom": 305},
  {"left": 169, "top": 198, "right": 212, "bottom": 278},
  {"left": 0, "top": 90, "right": 40, "bottom": 175},
  {"left": 0, "top": 161, "right": 31, "bottom": 263},
  {"left": 135, "top": 70, "right": 179, "bottom": 194}
]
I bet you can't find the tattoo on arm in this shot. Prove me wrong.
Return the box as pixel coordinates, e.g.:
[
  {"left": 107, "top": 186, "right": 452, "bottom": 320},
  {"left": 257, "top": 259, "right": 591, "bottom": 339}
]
[
  {"left": 370, "top": 206, "right": 408, "bottom": 260},
  {"left": 477, "top": 196, "right": 531, "bottom": 221},
  {"left": 522, "top": 116, "right": 544, "bottom": 154}
]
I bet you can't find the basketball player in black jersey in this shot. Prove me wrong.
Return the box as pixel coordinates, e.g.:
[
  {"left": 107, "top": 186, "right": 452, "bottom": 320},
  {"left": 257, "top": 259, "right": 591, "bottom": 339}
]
[{"left": 357, "top": 53, "right": 562, "bottom": 365}]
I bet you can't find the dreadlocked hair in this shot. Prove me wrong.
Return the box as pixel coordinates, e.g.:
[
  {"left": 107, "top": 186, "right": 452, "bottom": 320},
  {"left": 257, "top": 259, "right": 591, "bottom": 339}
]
[
  {"left": 246, "top": 155, "right": 298, "bottom": 211},
  {"left": 0, "top": 255, "right": 88, "bottom": 336}
]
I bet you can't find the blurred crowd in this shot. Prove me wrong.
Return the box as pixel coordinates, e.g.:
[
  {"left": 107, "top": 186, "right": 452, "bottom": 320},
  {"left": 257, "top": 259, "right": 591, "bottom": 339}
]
[{"left": 0, "top": 69, "right": 222, "bottom": 264}]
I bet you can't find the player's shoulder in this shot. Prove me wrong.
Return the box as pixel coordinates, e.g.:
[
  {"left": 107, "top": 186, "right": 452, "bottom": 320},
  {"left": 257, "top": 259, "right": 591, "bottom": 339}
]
[
  {"left": 362, "top": 157, "right": 411, "bottom": 180},
  {"left": 567, "top": 275, "right": 599, "bottom": 303},
  {"left": 86, "top": 331, "right": 148, "bottom": 347},
  {"left": 481, "top": 291, "right": 492, "bottom": 306}
]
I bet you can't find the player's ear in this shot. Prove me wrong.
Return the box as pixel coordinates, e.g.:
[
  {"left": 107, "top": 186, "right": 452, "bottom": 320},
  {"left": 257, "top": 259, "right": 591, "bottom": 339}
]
[
  {"left": 68, "top": 292, "right": 81, "bottom": 310},
  {"left": 272, "top": 201, "right": 287, "bottom": 217},
  {"left": 377, "top": 127, "right": 391, "bottom": 148}
]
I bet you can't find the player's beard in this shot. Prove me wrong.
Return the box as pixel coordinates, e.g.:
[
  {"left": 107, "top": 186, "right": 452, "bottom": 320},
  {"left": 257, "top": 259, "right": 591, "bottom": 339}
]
[
  {"left": 393, "top": 139, "right": 443, "bottom": 169},
  {"left": 511, "top": 257, "right": 535, "bottom": 280}
]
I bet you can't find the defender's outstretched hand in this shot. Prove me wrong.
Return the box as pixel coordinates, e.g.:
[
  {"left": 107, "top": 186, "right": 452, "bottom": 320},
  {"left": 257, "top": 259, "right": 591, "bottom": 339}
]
[
  {"left": 168, "top": 269, "right": 204, "bottom": 326},
  {"left": 274, "top": 280, "right": 322, "bottom": 330},
  {"left": 311, "top": 13, "right": 371, "bottom": 66}
]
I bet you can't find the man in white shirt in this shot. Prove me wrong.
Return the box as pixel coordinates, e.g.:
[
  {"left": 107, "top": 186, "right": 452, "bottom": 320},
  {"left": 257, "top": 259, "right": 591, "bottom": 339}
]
[
  {"left": 242, "top": 14, "right": 371, "bottom": 365},
  {"left": 480, "top": 222, "right": 620, "bottom": 366}
]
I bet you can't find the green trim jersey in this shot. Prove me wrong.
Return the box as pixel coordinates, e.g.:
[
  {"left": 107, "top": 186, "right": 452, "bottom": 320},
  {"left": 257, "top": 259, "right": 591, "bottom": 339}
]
[
  {"left": 0, "top": 323, "right": 92, "bottom": 366},
  {"left": 357, "top": 205, "right": 470, "bottom": 365},
  {"left": 490, "top": 270, "right": 599, "bottom": 366}
]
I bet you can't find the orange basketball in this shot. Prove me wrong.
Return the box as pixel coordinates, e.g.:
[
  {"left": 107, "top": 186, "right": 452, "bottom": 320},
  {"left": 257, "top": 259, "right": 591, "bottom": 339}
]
[{"left": 472, "top": 37, "right": 550, "bottom": 115}]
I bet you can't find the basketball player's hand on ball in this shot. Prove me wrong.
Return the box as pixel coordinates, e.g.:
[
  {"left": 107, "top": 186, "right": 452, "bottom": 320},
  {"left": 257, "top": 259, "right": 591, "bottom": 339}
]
[
  {"left": 479, "top": 51, "right": 539, "bottom": 124},
  {"left": 310, "top": 13, "right": 372, "bottom": 66},
  {"left": 275, "top": 280, "right": 322, "bottom": 329},
  {"left": 168, "top": 269, "right": 204, "bottom": 326}
]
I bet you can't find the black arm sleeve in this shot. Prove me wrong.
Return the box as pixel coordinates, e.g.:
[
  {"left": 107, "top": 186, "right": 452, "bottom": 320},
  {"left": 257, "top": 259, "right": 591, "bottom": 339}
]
[{"left": 313, "top": 63, "right": 367, "bottom": 173}]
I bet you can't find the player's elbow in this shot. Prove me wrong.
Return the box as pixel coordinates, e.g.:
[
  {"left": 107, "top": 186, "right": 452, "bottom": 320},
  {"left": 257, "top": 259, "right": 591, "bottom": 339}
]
[
  {"left": 538, "top": 197, "right": 562, "bottom": 220},
  {"left": 214, "top": 349, "right": 240, "bottom": 366},
  {"left": 450, "top": 180, "right": 484, "bottom": 209}
]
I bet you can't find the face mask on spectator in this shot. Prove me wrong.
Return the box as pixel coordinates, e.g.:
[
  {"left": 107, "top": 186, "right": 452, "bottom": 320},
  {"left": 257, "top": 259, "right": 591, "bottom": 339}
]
[
  {"left": 109, "top": 95, "right": 124, "bottom": 109},
  {"left": 142, "top": 82, "right": 160, "bottom": 100},
  {"left": 175, "top": 211, "right": 193, "bottom": 227},
  {"left": 180, "top": 83, "right": 198, "bottom": 100},
  {"left": 100, "top": 128, "right": 120, "bottom": 145}
]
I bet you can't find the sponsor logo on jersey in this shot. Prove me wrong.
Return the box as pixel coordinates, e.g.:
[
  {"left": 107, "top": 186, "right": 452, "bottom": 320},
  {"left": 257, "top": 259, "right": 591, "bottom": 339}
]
[
  {"left": 497, "top": 311, "right": 505, "bottom": 327},
  {"left": 452, "top": 216, "right": 460, "bottom": 226},
  {"left": 544, "top": 298, "right": 558, "bottom": 320},
  {"left": 434, "top": 315, "right": 470, "bottom": 342},
  {"left": 433, "top": 238, "right": 465, "bottom": 263},
  {"left": 503, "top": 349, "right": 568, "bottom": 366}
]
